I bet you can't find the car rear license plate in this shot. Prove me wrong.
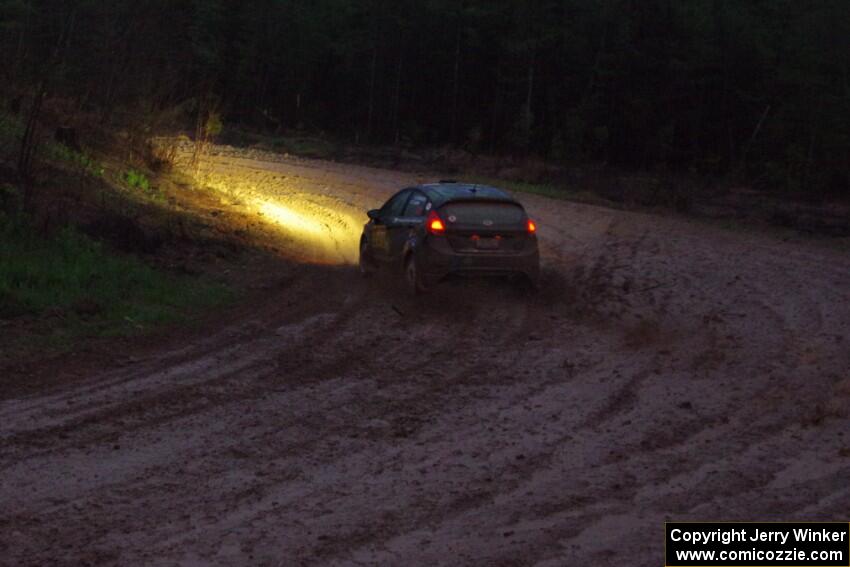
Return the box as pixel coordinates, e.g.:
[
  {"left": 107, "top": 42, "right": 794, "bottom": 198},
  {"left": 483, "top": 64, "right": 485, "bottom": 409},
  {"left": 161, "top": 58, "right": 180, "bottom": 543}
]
[{"left": 475, "top": 237, "right": 499, "bottom": 250}]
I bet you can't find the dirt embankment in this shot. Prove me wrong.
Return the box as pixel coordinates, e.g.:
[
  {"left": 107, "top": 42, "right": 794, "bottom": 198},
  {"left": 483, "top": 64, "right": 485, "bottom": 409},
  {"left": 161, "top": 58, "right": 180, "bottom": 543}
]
[{"left": 1, "top": 147, "right": 848, "bottom": 566}]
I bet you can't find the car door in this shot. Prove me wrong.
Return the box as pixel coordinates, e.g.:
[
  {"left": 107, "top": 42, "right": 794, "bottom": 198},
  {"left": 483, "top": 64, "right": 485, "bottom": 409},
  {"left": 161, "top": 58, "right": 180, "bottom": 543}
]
[
  {"left": 372, "top": 189, "right": 412, "bottom": 262},
  {"left": 387, "top": 190, "right": 429, "bottom": 262}
]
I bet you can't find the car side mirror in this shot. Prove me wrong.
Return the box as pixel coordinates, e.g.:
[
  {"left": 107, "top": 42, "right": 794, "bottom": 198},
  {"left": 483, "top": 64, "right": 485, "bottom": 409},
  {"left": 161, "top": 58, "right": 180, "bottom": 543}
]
[{"left": 367, "top": 209, "right": 381, "bottom": 222}]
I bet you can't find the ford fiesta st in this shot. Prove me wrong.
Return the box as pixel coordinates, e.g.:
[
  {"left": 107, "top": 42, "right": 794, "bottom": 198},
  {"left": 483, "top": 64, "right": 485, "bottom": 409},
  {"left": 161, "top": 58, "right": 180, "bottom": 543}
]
[{"left": 359, "top": 181, "right": 540, "bottom": 294}]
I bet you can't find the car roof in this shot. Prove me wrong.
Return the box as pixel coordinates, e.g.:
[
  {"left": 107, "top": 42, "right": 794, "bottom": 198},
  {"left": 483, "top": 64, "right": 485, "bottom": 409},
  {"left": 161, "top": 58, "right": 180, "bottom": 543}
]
[{"left": 415, "top": 182, "right": 518, "bottom": 207}]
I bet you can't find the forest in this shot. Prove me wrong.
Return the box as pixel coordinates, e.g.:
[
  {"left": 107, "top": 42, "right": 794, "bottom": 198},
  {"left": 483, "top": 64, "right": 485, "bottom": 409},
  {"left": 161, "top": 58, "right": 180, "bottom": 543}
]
[{"left": 1, "top": 0, "right": 849, "bottom": 197}]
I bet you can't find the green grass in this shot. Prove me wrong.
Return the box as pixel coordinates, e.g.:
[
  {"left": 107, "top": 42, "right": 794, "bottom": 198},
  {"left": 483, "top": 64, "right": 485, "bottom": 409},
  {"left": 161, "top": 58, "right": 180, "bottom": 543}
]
[
  {"left": 124, "top": 168, "right": 166, "bottom": 202},
  {"left": 124, "top": 169, "right": 151, "bottom": 191},
  {"left": 47, "top": 143, "right": 105, "bottom": 177},
  {"left": 0, "top": 212, "right": 231, "bottom": 348}
]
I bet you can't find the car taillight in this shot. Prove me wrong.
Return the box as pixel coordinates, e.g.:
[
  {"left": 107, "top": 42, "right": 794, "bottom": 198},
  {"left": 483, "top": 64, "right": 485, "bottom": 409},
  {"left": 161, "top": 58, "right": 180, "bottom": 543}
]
[
  {"left": 527, "top": 218, "right": 537, "bottom": 234},
  {"left": 427, "top": 210, "right": 446, "bottom": 235}
]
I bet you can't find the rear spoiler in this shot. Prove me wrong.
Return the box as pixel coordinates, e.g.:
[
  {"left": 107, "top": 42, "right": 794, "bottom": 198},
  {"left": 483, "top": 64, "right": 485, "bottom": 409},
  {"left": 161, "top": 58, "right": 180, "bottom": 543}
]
[{"left": 436, "top": 198, "right": 524, "bottom": 208}]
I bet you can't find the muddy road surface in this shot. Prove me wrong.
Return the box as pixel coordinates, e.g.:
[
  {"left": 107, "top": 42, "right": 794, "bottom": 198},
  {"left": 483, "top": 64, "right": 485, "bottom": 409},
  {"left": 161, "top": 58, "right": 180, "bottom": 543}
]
[{"left": 2, "top": 148, "right": 849, "bottom": 566}]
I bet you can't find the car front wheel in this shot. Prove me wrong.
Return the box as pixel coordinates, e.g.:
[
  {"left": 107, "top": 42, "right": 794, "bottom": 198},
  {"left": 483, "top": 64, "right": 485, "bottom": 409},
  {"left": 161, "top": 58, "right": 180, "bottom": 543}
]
[
  {"left": 359, "top": 240, "right": 376, "bottom": 277},
  {"left": 404, "top": 255, "right": 429, "bottom": 295}
]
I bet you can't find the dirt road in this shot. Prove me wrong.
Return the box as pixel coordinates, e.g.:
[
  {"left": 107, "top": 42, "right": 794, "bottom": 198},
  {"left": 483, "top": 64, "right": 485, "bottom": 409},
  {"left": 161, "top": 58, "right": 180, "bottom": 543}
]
[{"left": 2, "top": 149, "right": 849, "bottom": 566}]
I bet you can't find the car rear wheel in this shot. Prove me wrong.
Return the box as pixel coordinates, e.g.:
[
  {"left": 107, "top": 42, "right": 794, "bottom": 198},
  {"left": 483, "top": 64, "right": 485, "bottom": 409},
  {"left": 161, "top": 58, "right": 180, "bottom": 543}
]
[
  {"left": 359, "top": 240, "right": 376, "bottom": 278},
  {"left": 404, "top": 255, "right": 429, "bottom": 295},
  {"left": 516, "top": 273, "right": 540, "bottom": 293},
  {"left": 522, "top": 268, "right": 541, "bottom": 290}
]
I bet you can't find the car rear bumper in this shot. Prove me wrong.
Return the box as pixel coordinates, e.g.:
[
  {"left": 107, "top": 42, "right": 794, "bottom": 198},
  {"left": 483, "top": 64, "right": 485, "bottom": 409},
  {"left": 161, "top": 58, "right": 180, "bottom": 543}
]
[{"left": 419, "top": 237, "right": 540, "bottom": 282}]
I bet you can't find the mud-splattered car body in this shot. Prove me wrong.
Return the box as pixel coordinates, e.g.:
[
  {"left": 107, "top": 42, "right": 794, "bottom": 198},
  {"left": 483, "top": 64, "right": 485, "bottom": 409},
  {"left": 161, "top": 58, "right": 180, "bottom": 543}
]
[{"left": 359, "top": 182, "right": 540, "bottom": 293}]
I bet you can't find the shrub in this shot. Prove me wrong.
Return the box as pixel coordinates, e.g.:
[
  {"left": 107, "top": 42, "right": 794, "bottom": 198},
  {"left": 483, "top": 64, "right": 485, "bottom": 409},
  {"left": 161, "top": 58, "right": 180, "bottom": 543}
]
[{"left": 124, "top": 169, "right": 151, "bottom": 192}]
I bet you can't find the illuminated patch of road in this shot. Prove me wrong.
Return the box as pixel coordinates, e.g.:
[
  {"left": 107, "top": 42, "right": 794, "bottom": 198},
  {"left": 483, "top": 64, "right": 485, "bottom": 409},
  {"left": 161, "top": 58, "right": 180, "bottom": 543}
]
[
  {"left": 251, "top": 197, "right": 361, "bottom": 265},
  {"left": 190, "top": 171, "right": 360, "bottom": 265},
  {"left": 255, "top": 200, "right": 329, "bottom": 238}
]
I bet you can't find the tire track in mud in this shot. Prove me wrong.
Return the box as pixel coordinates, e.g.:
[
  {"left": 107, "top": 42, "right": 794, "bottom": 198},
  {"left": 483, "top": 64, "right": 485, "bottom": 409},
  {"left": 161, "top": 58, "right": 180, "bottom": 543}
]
[
  {"left": 494, "top": 227, "right": 850, "bottom": 564},
  {"left": 4, "top": 276, "right": 536, "bottom": 564},
  {"left": 352, "top": 217, "right": 850, "bottom": 565},
  {"left": 73, "top": 219, "right": 847, "bottom": 563},
  {"left": 89, "top": 312, "right": 524, "bottom": 560},
  {"left": 0, "top": 289, "right": 348, "bottom": 449},
  {"left": 287, "top": 280, "right": 643, "bottom": 563},
  {"left": 153, "top": 291, "right": 541, "bottom": 559},
  {"left": 0, "top": 300, "right": 410, "bottom": 560}
]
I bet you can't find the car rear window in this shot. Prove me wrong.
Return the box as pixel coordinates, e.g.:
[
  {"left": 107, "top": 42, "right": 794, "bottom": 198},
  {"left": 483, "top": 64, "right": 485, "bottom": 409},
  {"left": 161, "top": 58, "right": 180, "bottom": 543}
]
[{"left": 441, "top": 202, "right": 525, "bottom": 226}]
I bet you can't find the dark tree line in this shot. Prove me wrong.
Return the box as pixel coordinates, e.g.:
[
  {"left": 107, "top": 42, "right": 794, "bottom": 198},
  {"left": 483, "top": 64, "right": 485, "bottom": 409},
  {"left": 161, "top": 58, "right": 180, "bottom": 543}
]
[{"left": 1, "top": 0, "right": 848, "bottom": 196}]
